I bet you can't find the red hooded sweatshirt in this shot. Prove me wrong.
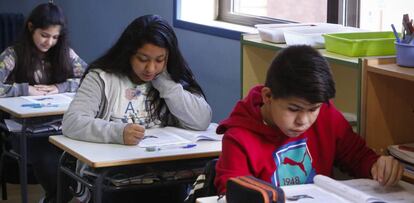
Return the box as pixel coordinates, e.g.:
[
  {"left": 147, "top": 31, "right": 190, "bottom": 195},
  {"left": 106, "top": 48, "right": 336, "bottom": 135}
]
[{"left": 214, "top": 85, "right": 379, "bottom": 194}]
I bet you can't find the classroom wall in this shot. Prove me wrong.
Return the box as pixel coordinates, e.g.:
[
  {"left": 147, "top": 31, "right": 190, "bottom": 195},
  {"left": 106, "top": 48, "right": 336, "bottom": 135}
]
[{"left": 0, "top": 0, "right": 241, "bottom": 123}]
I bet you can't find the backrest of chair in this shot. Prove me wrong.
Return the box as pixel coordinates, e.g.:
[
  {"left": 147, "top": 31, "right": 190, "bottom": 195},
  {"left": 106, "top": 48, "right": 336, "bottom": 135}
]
[
  {"left": 184, "top": 158, "right": 218, "bottom": 203},
  {"left": 203, "top": 158, "right": 217, "bottom": 196}
]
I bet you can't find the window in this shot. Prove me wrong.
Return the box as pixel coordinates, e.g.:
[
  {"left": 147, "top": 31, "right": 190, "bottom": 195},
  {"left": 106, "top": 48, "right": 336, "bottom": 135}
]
[
  {"left": 219, "top": 0, "right": 340, "bottom": 26},
  {"left": 360, "top": 0, "right": 414, "bottom": 31},
  {"left": 219, "top": 0, "right": 414, "bottom": 31},
  {"left": 174, "top": 0, "right": 414, "bottom": 39},
  {"left": 174, "top": 0, "right": 257, "bottom": 40}
]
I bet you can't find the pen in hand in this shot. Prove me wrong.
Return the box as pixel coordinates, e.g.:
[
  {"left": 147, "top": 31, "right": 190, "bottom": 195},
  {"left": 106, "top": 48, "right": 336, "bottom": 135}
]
[
  {"left": 123, "top": 113, "right": 146, "bottom": 145},
  {"left": 130, "top": 113, "right": 137, "bottom": 124}
]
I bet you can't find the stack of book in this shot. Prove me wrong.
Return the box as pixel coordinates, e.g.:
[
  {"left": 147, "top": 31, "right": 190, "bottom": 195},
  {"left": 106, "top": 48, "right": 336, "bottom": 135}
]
[{"left": 388, "top": 143, "right": 414, "bottom": 179}]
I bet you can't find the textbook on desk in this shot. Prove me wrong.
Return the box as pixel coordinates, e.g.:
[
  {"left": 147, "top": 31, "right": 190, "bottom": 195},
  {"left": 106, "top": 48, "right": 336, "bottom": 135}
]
[{"left": 138, "top": 123, "right": 222, "bottom": 148}]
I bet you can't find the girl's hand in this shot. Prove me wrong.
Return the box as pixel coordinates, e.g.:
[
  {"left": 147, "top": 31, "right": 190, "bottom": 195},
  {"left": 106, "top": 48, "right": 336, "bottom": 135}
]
[
  {"left": 29, "top": 85, "right": 48, "bottom": 96},
  {"left": 34, "top": 84, "right": 59, "bottom": 95},
  {"left": 371, "top": 155, "right": 404, "bottom": 186},
  {"left": 123, "top": 123, "right": 145, "bottom": 145}
]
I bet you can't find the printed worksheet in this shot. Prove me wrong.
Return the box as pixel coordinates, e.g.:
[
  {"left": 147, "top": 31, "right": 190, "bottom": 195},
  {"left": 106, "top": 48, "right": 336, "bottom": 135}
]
[
  {"left": 21, "top": 93, "right": 73, "bottom": 106},
  {"left": 138, "top": 123, "right": 221, "bottom": 148}
]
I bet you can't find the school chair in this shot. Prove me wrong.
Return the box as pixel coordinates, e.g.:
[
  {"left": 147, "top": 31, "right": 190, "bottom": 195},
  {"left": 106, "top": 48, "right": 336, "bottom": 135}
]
[
  {"left": 0, "top": 134, "right": 35, "bottom": 200},
  {"left": 0, "top": 128, "right": 40, "bottom": 200},
  {"left": 184, "top": 158, "right": 218, "bottom": 203}
]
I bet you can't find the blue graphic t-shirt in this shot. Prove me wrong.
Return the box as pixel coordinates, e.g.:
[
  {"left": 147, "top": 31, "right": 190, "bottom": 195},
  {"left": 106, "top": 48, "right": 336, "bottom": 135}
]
[{"left": 272, "top": 138, "right": 316, "bottom": 186}]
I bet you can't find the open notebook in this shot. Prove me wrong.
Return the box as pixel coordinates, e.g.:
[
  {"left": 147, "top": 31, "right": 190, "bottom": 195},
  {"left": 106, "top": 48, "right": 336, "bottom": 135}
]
[
  {"left": 138, "top": 123, "right": 221, "bottom": 148},
  {"left": 282, "top": 175, "right": 414, "bottom": 203},
  {"left": 21, "top": 93, "right": 74, "bottom": 107}
]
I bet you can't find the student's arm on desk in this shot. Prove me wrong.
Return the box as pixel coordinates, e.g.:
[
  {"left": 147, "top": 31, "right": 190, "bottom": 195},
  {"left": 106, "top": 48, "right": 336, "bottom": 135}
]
[
  {"left": 54, "top": 48, "right": 88, "bottom": 93},
  {"left": 0, "top": 47, "right": 29, "bottom": 97},
  {"left": 151, "top": 71, "right": 212, "bottom": 130},
  {"left": 62, "top": 72, "right": 126, "bottom": 144}
]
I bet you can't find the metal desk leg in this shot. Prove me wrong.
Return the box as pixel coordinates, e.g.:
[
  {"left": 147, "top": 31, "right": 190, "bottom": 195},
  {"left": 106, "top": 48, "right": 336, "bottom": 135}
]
[
  {"left": 19, "top": 119, "right": 28, "bottom": 203},
  {"left": 93, "top": 169, "right": 109, "bottom": 203},
  {"left": 0, "top": 143, "right": 8, "bottom": 200},
  {"left": 57, "top": 151, "right": 67, "bottom": 203}
]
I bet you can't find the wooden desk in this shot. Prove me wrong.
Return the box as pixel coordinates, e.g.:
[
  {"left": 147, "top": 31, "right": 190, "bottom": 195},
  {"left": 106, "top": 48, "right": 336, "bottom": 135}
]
[
  {"left": 49, "top": 135, "right": 222, "bottom": 203},
  {"left": 49, "top": 135, "right": 221, "bottom": 168},
  {"left": 0, "top": 95, "right": 71, "bottom": 118},
  {"left": 0, "top": 93, "right": 72, "bottom": 203}
]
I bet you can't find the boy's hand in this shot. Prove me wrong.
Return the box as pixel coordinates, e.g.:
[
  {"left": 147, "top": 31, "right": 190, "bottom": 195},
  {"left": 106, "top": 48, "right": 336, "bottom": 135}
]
[
  {"left": 123, "top": 124, "right": 145, "bottom": 145},
  {"left": 371, "top": 155, "right": 404, "bottom": 186}
]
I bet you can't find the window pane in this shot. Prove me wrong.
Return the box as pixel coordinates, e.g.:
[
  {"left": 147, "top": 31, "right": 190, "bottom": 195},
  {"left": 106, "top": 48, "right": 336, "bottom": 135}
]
[
  {"left": 360, "top": 0, "right": 414, "bottom": 31},
  {"left": 233, "top": 0, "right": 328, "bottom": 23}
]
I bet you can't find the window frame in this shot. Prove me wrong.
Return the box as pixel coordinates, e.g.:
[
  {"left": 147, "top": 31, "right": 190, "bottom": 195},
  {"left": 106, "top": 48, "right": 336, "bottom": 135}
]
[
  {"left": 173, "top": 0, "right": 245, "bottom": 40},
  {"left": 172, "top": 0, "right": 359, "bottom": 40},
  {"left": 218, "top": 0, "right": 342, "bottom": 26}
]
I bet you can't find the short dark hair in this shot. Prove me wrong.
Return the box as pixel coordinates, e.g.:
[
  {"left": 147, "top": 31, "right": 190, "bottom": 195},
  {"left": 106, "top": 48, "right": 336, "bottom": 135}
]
[{"left": 264, "top": 45, "right": 335, "bottom": 104}]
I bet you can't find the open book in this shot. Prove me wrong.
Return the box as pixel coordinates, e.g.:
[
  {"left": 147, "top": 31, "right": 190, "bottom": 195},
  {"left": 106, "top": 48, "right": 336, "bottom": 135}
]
[
  {"left": 282, "top": 175, "right": 414, "bottom": 203},
  {"left": 138, "top": 123, "right": 221, "bottom": 148}
]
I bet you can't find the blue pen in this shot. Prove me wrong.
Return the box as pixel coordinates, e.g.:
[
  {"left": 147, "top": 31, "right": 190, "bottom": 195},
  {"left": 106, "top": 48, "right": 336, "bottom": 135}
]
[
  {"left": 391, "top": 24, "right": 400, "bottom": 43},
  {"left": 21, "top": 103, "right": 59, "bottom": 108},
  {"left": 181, "top": 143, "right": 197, "bottom": 149},
  {"left": 22, "top": 103, "right": 43, "bottom": 108},
  {"left": 145, "top": 143, "right": 197, "bottom": 152}
]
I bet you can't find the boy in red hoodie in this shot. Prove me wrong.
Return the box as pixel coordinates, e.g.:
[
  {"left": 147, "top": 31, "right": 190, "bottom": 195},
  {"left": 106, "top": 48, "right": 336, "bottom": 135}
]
[{"left": 214, "top": 45, "right": 403, "bottom": 194}]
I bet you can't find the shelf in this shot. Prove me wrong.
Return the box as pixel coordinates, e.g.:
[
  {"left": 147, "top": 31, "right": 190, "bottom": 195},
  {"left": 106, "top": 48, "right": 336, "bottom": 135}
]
[
  {"left": 361, "top": 58, "right": 414, "bottom": 154},
  {"left": 365, "top": 58, "right": 414, "bottom": 82},
  {"left": 241, "top": 34, "right": 360, "bottom": 66}
]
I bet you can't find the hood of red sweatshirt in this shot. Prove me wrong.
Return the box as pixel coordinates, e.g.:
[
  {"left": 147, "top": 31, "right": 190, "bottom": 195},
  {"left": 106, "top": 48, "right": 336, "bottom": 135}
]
[{"left": 217, "top": 85, "right": 288, "bottom": 143}]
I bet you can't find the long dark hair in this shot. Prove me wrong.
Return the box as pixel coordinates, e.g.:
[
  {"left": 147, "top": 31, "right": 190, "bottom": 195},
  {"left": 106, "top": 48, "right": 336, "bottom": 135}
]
[
  {"left": 87, "top": 14, "right": 206, "bottom": 126},
  {"left": 7, "top": 2, "right": 72, "bottom": 85}
]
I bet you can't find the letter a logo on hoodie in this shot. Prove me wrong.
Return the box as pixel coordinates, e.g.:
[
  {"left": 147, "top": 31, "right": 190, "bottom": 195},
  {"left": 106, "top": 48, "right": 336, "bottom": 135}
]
[{"left": 271, "top": 139, "right": 316, "bottom": 186}]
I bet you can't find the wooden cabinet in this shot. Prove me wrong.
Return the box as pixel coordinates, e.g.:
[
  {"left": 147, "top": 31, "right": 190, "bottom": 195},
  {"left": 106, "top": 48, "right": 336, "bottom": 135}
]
[
  {"left": 361, "top": 57, "right": 414, "bottom": 183},
  {"left": 241, "top": 34, "right": 361, "bottom": 131},
  {"left": 361, "top": 58, "right": 414, "bottom": 153}
]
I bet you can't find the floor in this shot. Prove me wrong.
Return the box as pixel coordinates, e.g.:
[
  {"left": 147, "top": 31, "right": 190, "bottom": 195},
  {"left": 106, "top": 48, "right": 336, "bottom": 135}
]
[
  {"left": 2, "top": 184, "right": 78, "bottom": 203},
  {"left": 2, "top": 183, "right": 44, "bottom": 203}
]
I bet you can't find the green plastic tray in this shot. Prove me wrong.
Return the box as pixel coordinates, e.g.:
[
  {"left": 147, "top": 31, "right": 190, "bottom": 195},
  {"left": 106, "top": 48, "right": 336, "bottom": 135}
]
[{"left": 323, "top": 32, "right": 396, "bottom": 57}]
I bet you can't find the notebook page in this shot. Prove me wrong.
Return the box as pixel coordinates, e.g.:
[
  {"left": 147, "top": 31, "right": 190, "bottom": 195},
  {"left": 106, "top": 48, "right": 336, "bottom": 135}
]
[
  {"left": 314, "top": 175, "right": 382, "bottom": 203},
  {"left": 21, "top": 94, "right": 73, "bottom": 105},
  {"left": 282, "top": 183, "right": 349, "bottom": 203},
  {"left": 341, "top": 178, "right": 414, "bottom": 203},
  {"left": 171, "top": 123, "right": 221, "bottom": 142},
  {"left": 138, "top": 127, "right": 191, "bottom": 148}
]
